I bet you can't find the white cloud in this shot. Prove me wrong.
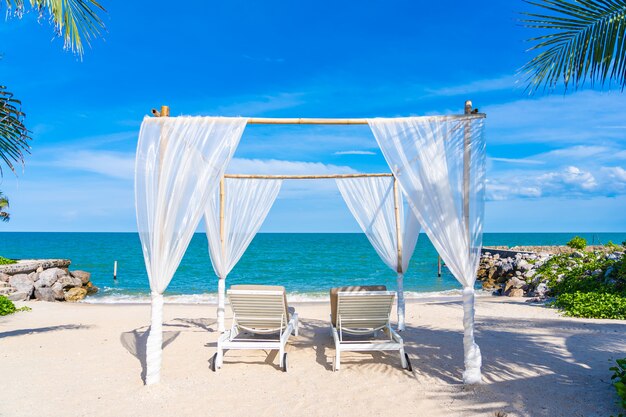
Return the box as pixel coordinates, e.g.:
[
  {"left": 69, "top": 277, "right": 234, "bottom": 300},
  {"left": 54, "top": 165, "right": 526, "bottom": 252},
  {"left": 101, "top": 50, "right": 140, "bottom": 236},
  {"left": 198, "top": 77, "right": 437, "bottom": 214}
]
[
  {"left": 489, "top": 157, "right": 543, "bottom": 165},
  {"left": 333, "top": 150, "right": 377, "bottom": 156},
  {"left": 227, "top": 158, "right": 357, "bottom": 175},
  {"left": 425, "top": 75, "right": 518, "bottom": 97},
  {"left": 47, "top": 150, "right": 135, "bottom": 180}
]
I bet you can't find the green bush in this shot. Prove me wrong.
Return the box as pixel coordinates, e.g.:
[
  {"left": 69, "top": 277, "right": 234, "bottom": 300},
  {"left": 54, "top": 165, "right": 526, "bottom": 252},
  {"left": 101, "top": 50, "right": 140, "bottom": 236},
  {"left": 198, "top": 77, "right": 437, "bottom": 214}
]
[
  {"left": 0, "top": 295, "right": 31, "bottom": 316},
  {"left": 566, "top": 236, "right": 587, "bottom": 250},
  {"left": 0, "top": 295, "right": 16, "bottom": 316},
  {"left": 539, "top": 252, "right": 626, "bottom": 319},
  {"left": 610, "top": 358, "right": 626, "bottom": 415},
  {"left": 0, "top": 256, "right": 16, "bottom": 265},
  {"left": 553, "top": 292, "right": 626, "bottom": 320}
]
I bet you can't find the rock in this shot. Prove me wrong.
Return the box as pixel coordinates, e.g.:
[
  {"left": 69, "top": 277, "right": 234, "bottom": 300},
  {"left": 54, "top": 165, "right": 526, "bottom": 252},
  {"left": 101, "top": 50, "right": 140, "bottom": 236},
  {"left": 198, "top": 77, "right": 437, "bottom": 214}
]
[
  {"left": 524, "top": 270, "right": 536, "bottom": 279},
  {"left": 0, "top": 287, "right": 15, "bottom": 295},
  {"left": 64, "top": 287, "right": 87, "bottom": 302},
  {"left": 572, "top": 251, "right": 584, "bottom": 258},
  {"left": 36, "top": 266, "right": 44, "bottom": 273},
  {"left": 487, "top": 266, "right": 497, "bottom": 281},
  {"left": 8, "top": 291, "right": 28, "bottom": 301},
  {"left": 84, "top": 281, "right": 98, "bottom": 295},
  {"left": 28, "top": 272, "right": 39, "bottom": 282},
  {"left": 34, "top": 279, "right": 45, "bottom": 290},
  {"left": 504, "top": 277, "right": 526, "bottom": 294},
  {"left": 70, "top": 270, "right": 91, "bottom": 285},
  {"left": 517, "top": 259, "right": 532, "bottom": 272},
  {"left": 51, "top": 282, "right": 65, "bottom": 301},
  {"left": 535, "top": 282, "right": 548, "bottom": 297},
  {"left": 57, "top": 275, "right": 82, "bottom": 289},
  {"left": 34, "top": 287, "right": 56, "bottom": 302},
  {"left": 38, "top": 268, "right": 65, "bottom": 287},
  {"left": 508, "top": 288, "right": 525, "bottom": 297},
  {"left": 0, "top": 273, "right": 10, "bottom": 282},
  {"left": 8, "top": 274, "right": 34, "bottom": 299}
]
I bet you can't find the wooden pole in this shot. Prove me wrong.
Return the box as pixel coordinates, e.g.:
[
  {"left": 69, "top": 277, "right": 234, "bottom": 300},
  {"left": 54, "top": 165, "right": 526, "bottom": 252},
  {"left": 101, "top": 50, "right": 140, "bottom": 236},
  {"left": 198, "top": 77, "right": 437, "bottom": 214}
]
[
  {"left": 463, "top": 101, "right": 472, "bottom": 244},
  {"left": 393, "top": 178, "right": 405, "bottom": 331},
  {"left": 393, "top": 179, "right": 403, "bottom": 273},
  {"left": 224, "top": 173, "right": 393, "bottom": 180},
  {"left": 218, "top": 177, "right": 226, "bottom": 333},
  {"left": 246, "top": 114, "right": 485, "bottom": 125},
  {"left": 437, "top": 256, "right": 442, "bottom": 277}
]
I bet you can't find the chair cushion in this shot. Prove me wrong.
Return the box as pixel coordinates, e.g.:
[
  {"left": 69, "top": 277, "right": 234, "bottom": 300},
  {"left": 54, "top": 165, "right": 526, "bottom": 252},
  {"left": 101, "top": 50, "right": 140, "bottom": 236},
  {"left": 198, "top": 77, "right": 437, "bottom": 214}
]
[
  {"left": 329, "top": 285, "right": 387, "bottom": 326},
  {"left": 230, "top": 284, "right": 290, "bottom": 320}
]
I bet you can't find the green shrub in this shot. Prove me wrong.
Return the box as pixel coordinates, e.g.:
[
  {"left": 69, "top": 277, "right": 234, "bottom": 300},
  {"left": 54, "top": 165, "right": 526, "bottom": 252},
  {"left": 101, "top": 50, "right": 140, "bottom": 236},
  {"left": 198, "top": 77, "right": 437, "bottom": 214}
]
[
  {"left": 0, "top": 256, "right": 16, "bottom": 265},
  {"left": 0, "top": 295, "right": 31, "bottom": 316},
  {"left": 0, "top": 295, "right": 16, "bottom": 316},
  {"left": 610, "top": 358, "right": 626, "bottom": 415},
  {"left": 539, "top": 252, "right": 626, "bottom": 319},
  {"left": 566, "top": 236, "right": 587, "bottom": 250},
  {"left": 553, "top": 292, "right": 626, "bottom": 319}
]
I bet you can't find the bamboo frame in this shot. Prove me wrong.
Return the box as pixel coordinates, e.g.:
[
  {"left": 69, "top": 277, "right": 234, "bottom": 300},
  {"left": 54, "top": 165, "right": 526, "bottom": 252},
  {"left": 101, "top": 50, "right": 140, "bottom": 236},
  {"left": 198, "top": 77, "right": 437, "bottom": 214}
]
[
  {"left": 223, "top": 173, "right": 392, "bottom": 180},
  {"left": 393, "top": 178, "right": 403, "bottom": 274}
]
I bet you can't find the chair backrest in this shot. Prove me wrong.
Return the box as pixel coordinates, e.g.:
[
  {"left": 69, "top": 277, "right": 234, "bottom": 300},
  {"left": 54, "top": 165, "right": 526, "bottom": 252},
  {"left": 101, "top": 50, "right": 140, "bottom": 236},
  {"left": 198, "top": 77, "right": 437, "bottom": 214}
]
[
  {"left": 228, "top": 285, "right": 289, "bottom": 333},
  {"left": 330, "top": 285, "right": 387, "bottom": 326},
  {"left": 336, "top": 290, "right": 395, "bottom": 334}
]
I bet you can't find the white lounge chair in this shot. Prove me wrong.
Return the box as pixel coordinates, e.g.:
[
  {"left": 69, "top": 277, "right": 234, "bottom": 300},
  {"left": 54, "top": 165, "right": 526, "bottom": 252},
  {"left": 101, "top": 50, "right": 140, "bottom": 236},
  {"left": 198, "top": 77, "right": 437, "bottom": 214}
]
[
  {"left": 212, "top": 285, "right": 299, "bottom": 372},
  {"left": 329, "top": 285, "right": 411, "bottom": 372}
]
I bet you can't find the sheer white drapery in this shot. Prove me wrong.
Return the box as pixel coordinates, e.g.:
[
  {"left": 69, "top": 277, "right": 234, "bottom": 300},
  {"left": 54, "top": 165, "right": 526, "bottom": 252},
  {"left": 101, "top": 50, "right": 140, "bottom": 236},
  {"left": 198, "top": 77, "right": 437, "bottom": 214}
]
[
  {"left": 135, "top": 116, "right": 247, "bottom": 385},
  {"left": 204, "top": 178, "right": 282, "bottom": 332},
  {"left": 368, "top": 116, "right": 486, "bottom": 384},
  {"left": 335, "top": 176, "right": 420, "bottom": 330}
]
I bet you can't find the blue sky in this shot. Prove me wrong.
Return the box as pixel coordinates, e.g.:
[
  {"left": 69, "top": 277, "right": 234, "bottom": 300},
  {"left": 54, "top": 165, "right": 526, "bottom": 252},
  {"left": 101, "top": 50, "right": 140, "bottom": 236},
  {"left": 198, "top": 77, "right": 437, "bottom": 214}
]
[{"left": 1, "top": 0, "right": 625, "bottom": 232}]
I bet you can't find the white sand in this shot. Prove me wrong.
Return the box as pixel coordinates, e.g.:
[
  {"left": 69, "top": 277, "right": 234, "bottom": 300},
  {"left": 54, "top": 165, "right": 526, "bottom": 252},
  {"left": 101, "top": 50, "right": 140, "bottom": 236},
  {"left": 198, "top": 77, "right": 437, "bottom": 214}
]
[{"left": 1, "top": 297, "right": 624, "bottom": 417}]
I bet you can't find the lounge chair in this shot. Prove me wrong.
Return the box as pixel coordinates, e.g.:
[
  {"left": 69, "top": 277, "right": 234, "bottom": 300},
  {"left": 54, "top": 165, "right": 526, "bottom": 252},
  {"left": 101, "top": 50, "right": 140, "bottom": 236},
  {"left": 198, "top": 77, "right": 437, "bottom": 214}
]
[
  {"left": 329, "top": 285, "right": 411, "bottom": 372},
  {"left": 212, "top": 285, "right": 299, "bottom": 372}
]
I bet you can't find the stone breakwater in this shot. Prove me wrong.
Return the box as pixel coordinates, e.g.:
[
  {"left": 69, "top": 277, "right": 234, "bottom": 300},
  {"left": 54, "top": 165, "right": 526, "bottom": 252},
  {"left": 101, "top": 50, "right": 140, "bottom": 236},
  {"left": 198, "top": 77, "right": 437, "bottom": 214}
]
[
  {"left": 0, "top": 259, "right": 98, "bottom": 302},
  {"left": 477, "top": 246, "right": 623, "bottom": 299}
]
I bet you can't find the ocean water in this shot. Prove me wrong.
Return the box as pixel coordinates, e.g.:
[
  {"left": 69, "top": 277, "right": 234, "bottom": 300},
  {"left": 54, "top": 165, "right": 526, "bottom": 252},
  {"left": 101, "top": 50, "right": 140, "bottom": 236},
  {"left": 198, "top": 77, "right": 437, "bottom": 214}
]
[{"left": 1, "top": 232, "right": 625, "bottom": 303}]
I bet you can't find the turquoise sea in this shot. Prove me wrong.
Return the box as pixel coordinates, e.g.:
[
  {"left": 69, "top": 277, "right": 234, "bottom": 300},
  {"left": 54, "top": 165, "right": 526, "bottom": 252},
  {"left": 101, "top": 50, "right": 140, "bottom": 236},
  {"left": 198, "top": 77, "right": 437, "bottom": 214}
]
[{"left": 1, "top": 232, "right": 625, "bottom": 302}]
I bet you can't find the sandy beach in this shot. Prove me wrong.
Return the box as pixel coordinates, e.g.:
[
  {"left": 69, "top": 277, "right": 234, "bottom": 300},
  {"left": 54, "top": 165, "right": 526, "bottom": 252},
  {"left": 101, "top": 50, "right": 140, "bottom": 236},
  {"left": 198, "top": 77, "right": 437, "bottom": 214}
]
[{"left": 0, "top": 297, "right": 624, "bottom": 417}]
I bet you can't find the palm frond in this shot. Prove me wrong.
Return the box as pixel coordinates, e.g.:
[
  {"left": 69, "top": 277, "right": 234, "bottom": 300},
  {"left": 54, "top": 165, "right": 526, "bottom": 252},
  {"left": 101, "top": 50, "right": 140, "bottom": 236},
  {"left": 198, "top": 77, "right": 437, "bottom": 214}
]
[
  {"left": 0, "top": 86, "right": 30, "bottom": 176},
  {"left": 4, "top": 0, "right": 106, "bottom": 57},
  {"left": 0, "top": 191, "right": 9, "bottom": 222},
  {"left": 521, "top": 0, "right": 626, "bottom": 92}
]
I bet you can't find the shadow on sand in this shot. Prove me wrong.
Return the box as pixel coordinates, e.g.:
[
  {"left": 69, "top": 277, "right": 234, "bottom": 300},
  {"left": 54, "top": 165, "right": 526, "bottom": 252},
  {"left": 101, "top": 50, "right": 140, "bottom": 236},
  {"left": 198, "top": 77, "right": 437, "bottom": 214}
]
[{"left": 0, "top": 324, "right": 91, "bottom": 338}]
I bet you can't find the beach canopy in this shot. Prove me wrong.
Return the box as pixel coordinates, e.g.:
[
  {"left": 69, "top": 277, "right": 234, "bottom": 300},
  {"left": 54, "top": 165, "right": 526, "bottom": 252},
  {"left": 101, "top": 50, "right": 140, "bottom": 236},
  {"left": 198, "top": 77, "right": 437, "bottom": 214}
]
[
  {"left": 204, "top": 178, "right": 282, "bottom": 332},
  {"left": 134, "top": 104, "right": 486, "bottom": 385},
  {"left": 335, "top": 176, "right": 420, "bottom": 330}
]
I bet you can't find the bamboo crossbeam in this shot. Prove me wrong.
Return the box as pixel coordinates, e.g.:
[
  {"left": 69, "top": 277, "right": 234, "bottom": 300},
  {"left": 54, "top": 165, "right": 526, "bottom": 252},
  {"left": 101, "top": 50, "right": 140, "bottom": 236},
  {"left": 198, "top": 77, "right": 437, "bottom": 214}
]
[
  {"left": 223, "top": 173, "right": 393, "bottom": 180},
  {"left": 150, "top": 111, "right": 485, "bottom": 124}
]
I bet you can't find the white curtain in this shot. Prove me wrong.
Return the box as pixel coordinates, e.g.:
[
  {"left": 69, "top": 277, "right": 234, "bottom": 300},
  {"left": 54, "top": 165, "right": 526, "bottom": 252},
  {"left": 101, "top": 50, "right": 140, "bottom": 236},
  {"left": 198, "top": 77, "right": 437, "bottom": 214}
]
[
  {"left": 335, "top": 176, "right": 420, "bottom": 330},
  {"left": 369, "top": 115, "right": 486, "bottom": 384},
  {"left": 205, "top": 178, "right": 282, "bottom": 332},
  {"left": 135, "top": 116, "right": 247, "bottom": 385}
]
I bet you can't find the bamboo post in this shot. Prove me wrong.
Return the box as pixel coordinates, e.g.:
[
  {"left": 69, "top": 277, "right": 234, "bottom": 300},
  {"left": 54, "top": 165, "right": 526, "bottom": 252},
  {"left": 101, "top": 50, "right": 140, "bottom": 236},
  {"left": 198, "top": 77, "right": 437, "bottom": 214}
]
[
  {"left": 461, "top": 99, "right": 482, "bottom": 384},
  {"left": 145, "top": 105, "right": 170, "bottom": 385},
  {"left": 217, "top": 177, "right": 226, "bottom": 333},
  {"left": 393, "top": 178, "right": 406, "bottom": 331}
]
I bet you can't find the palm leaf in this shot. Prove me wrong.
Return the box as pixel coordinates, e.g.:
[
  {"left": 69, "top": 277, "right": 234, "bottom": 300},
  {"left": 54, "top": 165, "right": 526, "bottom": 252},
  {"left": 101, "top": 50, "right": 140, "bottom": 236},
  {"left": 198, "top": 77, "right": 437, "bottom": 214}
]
[
  {"left": 4, "top": 0, "right": 106, "bottom": 57},
  {"left": 0, "top": 191, "right": 9, "bottom": 222},
  {"left": 0, "top": 86, "right": 30, "bottom": 176},
  {"left": 521, "top": 0, "right": 626, "bottom": 92}
]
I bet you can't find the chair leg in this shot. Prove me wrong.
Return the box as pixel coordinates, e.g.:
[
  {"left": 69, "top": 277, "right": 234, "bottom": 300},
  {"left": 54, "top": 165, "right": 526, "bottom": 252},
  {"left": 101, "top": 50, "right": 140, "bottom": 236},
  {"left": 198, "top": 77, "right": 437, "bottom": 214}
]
[
  {"left": 399, "top": 344, "right": 407, "bottom": 369},
  {"left": 216, "top": 346, "right": 224, "bottom": 368},
  {"left": 334, "top": 348, "right": 341, "bottom": 371},
  {"left": 279, "top": 344, "right": 285, "bottom": 368}
]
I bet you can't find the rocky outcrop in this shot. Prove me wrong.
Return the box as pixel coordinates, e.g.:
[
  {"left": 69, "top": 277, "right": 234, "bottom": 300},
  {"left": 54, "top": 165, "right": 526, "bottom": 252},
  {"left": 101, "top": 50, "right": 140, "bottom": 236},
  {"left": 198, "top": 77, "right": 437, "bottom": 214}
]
[
  {"left": 478, "top": 246, "right": 624, "bottom": 300},
  {"left": 478, "top": 251, "right": 552, "bottom": 298},
  {"left": 0, "top": 260, "right": 97, "bottom": 302}
]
